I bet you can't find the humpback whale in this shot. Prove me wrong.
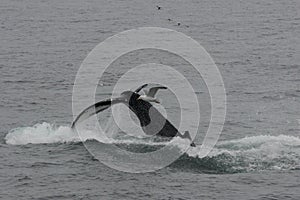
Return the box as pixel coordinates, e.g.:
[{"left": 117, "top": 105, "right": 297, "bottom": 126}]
[{"left": 71, "top": 84, "right": 195, "bottom": 147}]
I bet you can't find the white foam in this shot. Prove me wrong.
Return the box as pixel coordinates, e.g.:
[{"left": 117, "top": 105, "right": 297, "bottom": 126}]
[
  {"left": 5, "top": 123, "right": 300, "bottom": 171},
  {"left": 5, "top": 122, "right": 300, "bottom": 171},
  {"left": 186, "top": 134, "right": 300, "bottom": 171},
  {"left": 4, "top": 122, "right": 168, "bottom": 146},
  {"left": 5, "top": 122, "right": 101, "bottom": 145}
]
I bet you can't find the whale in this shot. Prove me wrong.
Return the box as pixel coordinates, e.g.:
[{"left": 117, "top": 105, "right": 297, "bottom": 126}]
[{"left": 71, "top": 84, "right": 195, "bottom": 146}]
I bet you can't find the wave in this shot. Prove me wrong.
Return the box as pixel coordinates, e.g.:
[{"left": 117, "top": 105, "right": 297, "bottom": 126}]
[{"left": 5, "top": 122, "right": 300, "bottom": 173}]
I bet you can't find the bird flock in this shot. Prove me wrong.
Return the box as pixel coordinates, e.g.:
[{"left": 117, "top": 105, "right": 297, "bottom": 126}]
[{"left": 156, "top": 5, "right": 189, "bottom": 28}]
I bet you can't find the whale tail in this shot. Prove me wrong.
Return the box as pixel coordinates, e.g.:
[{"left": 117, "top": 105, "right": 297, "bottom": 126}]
[{"left": 181, "top": 131, "right": 196, "bottom": 147}]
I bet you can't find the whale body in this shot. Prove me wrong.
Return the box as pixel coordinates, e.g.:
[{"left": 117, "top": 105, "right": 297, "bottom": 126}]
[{"left": 71, "top": 84, "right": 195, "bottom": 146}]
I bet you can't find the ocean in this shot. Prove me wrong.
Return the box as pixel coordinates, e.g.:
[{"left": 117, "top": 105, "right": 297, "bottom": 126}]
[{"left": 1, "top": 0, "right": 299, "bottom": 199}]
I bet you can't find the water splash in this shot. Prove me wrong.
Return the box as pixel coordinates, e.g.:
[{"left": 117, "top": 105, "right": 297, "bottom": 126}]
[
  {"left": 176, "top": 135, "right": 300, "bottom": 173},
  {"left": 4, "top": 122, "right": 164, "bottom": 146},
  {"left": 5, "top": 122, "right": 300, "bottom": 173},
  {"left": 5, "top": 122, "right": 96, "bottom": 145}
]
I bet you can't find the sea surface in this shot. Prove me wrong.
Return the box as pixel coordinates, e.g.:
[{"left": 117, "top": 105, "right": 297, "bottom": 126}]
[{"left": 1, "top": 0, "right": 299, "bottom": 199}]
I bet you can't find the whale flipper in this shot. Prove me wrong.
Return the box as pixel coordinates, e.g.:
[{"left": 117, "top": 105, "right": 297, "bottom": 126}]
[{"left": 71, "top": 97, "right": 125, "bottom": 129}]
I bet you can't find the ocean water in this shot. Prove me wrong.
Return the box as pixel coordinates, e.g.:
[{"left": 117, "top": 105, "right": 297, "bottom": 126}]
[{"left": 1, "top": 0, "right": 299, "bottom": 199}]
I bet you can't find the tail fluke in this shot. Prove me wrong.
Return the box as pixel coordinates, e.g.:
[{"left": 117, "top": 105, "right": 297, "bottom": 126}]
[{"left": 181, "top": 131, "right": 196, "bottom": 147}]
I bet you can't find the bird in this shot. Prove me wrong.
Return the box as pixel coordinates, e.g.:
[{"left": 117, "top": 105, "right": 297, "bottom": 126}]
[{"left": 137, "top": 86, "right": 167, "bottom": 103}]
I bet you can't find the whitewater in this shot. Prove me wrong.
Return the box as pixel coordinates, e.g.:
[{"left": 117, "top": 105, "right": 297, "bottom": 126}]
[{"left": 5, "top": 122, "right": 300, "bottom": 173}]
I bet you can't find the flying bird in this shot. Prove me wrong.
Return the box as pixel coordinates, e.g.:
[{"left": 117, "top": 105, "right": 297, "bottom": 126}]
[{"left": 137, "top": 86, "right": 167, "bottom": 103}]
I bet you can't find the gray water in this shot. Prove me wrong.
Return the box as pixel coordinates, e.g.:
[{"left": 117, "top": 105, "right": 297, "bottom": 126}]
[{"left": 1, "top": 0, "right": 300, "bottom": 199}]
